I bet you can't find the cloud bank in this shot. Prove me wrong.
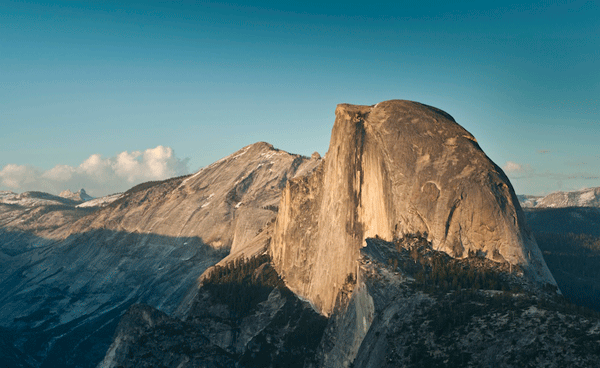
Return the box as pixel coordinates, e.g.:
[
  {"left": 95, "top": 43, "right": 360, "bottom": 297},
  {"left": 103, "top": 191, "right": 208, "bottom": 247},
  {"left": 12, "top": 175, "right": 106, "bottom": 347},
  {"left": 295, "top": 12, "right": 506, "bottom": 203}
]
[{"left": 0, "top": 146, "right": 190, "bottom": 197}]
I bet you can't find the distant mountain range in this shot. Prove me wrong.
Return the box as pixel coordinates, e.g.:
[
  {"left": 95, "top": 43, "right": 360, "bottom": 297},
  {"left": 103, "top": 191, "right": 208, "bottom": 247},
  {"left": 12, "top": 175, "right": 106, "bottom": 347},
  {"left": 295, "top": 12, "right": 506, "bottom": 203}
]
[{"left": 519, "top": 187, "right": 600, "bottom": 208}]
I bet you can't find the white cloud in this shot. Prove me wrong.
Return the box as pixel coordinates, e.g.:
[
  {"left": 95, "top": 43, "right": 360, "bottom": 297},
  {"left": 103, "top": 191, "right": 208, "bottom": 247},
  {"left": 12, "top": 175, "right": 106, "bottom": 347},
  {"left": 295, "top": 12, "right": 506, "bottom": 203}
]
[
  {"left": 0, "top": 146, "right": 190, "bottom": 197},
  {"left": 80, "top": 154, "right": 112, "bottom": 181},
  {"left": 142, "top": 146, "right": 176, "bottom": 179},
  {"left": 42, "top": 164, "right": 75, "bottom": 182},
  {"left": 0, "top": 164, "right": 40, "bottom": 189},
  {"left": 503, "top": 161, "right": 525, "bottom": 173},
  {"left": 113, "top": 151, "right": 142, "bottom": 183},
  {"left": 502, "top": 161, "right": 536, "bottom": 177}
]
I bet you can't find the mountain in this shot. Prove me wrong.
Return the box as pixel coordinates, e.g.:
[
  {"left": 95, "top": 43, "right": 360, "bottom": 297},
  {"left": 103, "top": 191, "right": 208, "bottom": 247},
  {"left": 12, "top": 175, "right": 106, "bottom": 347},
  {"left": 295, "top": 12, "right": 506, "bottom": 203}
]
[
  {"left": 4, "top": 100, "right": 599, "bottom": 368},
  {"left": 56, "top": 142, "right": 319, "bottom": 253},
  {"left": 519, "top": 187, "right": 600, "bottom": 208},
  {"left": 517, "top": 194, "right": 543, "bottom": 208},
  {"left": 271, "top": 100, "right": 555, "bottom": 315},
  {"left": 95, "top": 100, "right": 600, "bottom": 368},
  {"left": 0, "top": 190, "right": 94, "bottom": 243},
  {"left": 59, "top": 189, "right": 94, "bottom": 203},
  {"left": 1, "top": 190, "right": 84, "bottom": 209},
  {"left": 0, "top": 142, "right": 319, "bottom": 368}
]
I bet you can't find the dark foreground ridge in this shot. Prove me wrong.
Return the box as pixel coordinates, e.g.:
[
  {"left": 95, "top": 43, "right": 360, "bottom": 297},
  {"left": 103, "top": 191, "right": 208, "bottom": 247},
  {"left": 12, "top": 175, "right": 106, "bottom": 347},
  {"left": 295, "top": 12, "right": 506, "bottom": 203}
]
[
  {"left": 100, "top": 254, "right": 327, "bottom": 368},
  {"left": 102, "top": 238, "right": 600, "bottom": 368}
]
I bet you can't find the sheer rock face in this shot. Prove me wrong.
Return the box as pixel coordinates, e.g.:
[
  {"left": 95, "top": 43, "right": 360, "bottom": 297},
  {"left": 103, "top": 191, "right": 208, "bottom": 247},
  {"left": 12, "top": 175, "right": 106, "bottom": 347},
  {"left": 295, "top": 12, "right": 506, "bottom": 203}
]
[{"left": 271, "top": 100, "right": 556, "bottom": 315}]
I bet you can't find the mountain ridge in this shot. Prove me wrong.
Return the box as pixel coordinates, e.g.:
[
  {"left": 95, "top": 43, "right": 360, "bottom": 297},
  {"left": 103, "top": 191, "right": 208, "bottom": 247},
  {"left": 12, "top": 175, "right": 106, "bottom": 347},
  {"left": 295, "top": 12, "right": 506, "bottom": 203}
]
[
  {"left": 519, "top": 187, "right": 600, "bottom": 208},
  {"left": 0, "top": 142, "right": 319, "bottom": 368}
]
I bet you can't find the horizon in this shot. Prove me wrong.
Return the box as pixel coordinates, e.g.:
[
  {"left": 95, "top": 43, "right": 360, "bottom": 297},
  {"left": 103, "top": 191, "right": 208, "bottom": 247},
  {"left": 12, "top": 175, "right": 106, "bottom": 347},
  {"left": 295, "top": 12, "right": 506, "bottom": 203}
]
[
  {"left": 1, "top": 137, "right": 600, "bottom": 200},
  {"left": 2, "top": 1, "right": 598, "bottom": 197}
]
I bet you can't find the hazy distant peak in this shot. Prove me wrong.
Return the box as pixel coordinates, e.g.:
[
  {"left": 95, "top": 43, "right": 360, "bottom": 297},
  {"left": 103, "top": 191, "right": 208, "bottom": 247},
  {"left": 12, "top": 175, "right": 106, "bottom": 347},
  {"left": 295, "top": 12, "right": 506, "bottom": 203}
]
[
  {"left": 520, "top": 187, "right": 600, "bottom": 208},
  {"left": 59, "top": 188, "right": 93, "bottom": 202},
  {"left": 0, "top": 190, "right": 81, "bottom": 208}
]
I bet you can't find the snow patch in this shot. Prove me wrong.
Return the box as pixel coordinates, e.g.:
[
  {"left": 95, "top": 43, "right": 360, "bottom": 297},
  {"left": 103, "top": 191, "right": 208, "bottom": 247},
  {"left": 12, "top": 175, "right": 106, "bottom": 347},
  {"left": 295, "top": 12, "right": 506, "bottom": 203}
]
[
  {"left": 179, "top": 146, "right": 251, "bottom": 188},
  {"left": 579, "top": 189, "right": 596, "bottom": 205},
  {"left": 229, "top": 146, "right": 251, "bottom": 161},
  {"left": 77, "top": 193, "right": 123, "bottom": 208},
  {"left": 260, "top": 150, "right": 280, "bottom": 160},
  {"left": 179, "top": 167, "right": 205, "bottom": 187}
]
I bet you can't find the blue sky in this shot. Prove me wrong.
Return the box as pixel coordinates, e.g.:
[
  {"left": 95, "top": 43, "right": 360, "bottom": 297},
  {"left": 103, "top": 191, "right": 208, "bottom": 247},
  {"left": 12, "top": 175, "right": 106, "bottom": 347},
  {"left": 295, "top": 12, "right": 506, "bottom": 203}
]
[{"left": 1, "top": 0, "right": 598, "bottom": 196}]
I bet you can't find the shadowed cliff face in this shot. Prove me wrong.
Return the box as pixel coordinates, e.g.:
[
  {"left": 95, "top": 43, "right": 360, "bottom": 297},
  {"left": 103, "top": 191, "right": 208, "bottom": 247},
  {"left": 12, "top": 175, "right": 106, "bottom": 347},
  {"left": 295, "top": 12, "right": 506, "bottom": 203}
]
[{"left": 271, "top": 100, "right": 556, "bottom": 315}]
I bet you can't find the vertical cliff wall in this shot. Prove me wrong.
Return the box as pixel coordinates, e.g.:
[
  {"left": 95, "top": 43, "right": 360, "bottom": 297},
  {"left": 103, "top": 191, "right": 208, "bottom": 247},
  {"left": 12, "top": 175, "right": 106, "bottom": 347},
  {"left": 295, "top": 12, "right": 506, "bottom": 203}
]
[{"left": 271, "top": 100, "right": 556, "bottom": 315}]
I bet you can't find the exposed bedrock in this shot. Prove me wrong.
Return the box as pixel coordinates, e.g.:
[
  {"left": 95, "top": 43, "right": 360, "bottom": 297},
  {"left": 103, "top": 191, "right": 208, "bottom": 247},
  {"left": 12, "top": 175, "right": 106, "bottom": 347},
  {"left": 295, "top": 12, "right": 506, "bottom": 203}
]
[{"left": 271, "top": 100, "right": 556, "bottom": 315}]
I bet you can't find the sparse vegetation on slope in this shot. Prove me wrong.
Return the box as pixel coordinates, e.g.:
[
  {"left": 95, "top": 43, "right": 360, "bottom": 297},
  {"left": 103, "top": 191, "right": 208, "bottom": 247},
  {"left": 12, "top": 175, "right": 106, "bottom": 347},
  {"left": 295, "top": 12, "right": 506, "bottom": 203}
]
[
  {"left": 105, "top": 254, "right": 327, "bottom": 368},
  {"left": 374, "top": 233, "right": 526, "bottom": 294},
  {"left": 354, "top": 237, "right": 600, "bottom": 368},
  {"left": 201, "top": 254, "right": 285, "bottom": 318}
]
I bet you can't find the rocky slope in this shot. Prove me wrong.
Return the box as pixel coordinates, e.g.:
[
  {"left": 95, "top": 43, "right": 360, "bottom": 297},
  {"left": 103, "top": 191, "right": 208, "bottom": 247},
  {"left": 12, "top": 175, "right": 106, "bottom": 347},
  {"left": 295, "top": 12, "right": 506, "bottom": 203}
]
[
  {"left": 346, "top": 238, "right": 600, "bottom": 368},
  {"left": 271, "top": 100, "right": 555, "bottom": 315},
  {"left": 0, "top": 142, "right": 319, "bottom": 368}
]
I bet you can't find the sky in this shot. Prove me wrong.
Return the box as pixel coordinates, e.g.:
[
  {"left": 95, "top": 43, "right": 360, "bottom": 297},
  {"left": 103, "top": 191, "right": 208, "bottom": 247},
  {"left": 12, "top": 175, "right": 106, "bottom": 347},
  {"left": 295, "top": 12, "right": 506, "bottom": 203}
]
[{"left": 1, "top": 0, "right": 598, "bottom": 197}]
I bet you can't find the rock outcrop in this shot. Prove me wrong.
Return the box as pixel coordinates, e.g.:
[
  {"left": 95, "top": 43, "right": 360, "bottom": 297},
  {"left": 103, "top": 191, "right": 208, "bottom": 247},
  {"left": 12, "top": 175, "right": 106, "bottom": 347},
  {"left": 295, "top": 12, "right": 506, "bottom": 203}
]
[
  {"left": 271, "top": 100, "right": 556, "bottom": 315},
  {"left": 346, "top": 238, "right": 600, "bottom": 368},
  {"left": 59, "top": 188, "right": 93, "bottom": 202}
]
